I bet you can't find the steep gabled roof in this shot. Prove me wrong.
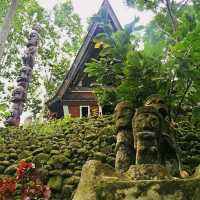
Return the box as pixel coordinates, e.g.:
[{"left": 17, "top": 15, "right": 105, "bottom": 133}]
[{"left": 47, "top": 0, "right": 122, "bottom": 106}]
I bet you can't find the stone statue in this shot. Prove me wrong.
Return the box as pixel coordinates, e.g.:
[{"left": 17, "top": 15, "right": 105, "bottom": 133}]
[
  {"left": 19, "top": 66, "right": 32, "bottom": 80},
  {"left": 22, "top": 46, "right": 37, "bottom": 68},
  {"left": 4, "top": 26, "right": 40, "bottom": 127},
  {"left": 144, "top": 94, "right": 181, "bottom": 176},
  {"left": 17, "top": 66, "right": 32, "bottom": 88},
  {"left": 144, "top": 94, "right": 168, "bottom": 118},
  {"left": 27, "top": 30, "right": 39, "bottom": 47},
  {"left": 133, "top": 106, "right": 163, "bottom": 165},
  {"left": 114, "top": 95, "right": 181, "bottom": 176},
  {"left": 10, "top": 103, "right": 24, "bottom": 116},
  {"left": 11, "top": 86, "right": 26, "bottom": 103},
  {"left": 114, "top": 101, "right": 135, "bottom": 172}
]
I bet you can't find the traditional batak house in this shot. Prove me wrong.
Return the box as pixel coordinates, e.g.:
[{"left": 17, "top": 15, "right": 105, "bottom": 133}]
[{"left": 47, "top": 0, "right": 122, "bottom": 118}]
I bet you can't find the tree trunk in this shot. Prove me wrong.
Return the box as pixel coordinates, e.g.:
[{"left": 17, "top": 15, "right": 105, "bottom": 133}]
[
  {"left": 165, "top": 0, "right": 177, "bottom": 33},
  {"left": 0, "top": 0, "right": 18, "bottom": 61}
]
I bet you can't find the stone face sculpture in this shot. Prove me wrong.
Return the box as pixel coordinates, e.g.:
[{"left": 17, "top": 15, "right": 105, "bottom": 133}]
[
  {"left": 114, "top": 101, "right": 135, "bottom": 172},
  {"left": 17, "top": 66, "right": 32, "bottom": 88},
  {"left": 114, "top": 95, "right": 181, "bottom": 176},
  {"left": 144, "top": 94, "right": 168, "bottom": 118},
  {"left": 144, "top": 94, "right": 181, "bottom": 176},
  {"left": 18, "top": 66, "right": 32, "bottom": 80},
  {"left": 11, "top": 86, "right": 26, "bottom": 103},
  {"left": 133, "top": 106, "right": 163, "bottom": 165},
  {"left": 22, "top": 46, "right": 37, "bottom": 68},
  {"left": 27, "top": 30, "right": 38, "bottom": 47},
  {"left": 4, "top": 26, "right": 40, "bottom": 127},
  {"left": 10, "top": 102, "right": 24, "bottom": 116}
]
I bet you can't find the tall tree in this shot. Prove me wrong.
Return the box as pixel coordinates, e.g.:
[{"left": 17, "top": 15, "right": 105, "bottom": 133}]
[
  {"left": 0, "top": 0, "right": 83, "bottom": 122},
  {"left": 0, "top": 0, "right": 18, "bottom": 60},
  {"left": 53, "top": 0, "right": 83, "bottom": 57}
]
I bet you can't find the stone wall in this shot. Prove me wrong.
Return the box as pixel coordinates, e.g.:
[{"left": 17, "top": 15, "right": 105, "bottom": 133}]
[
  {"left": 0, "top": 116, "right": 116, "bottom": 199},
  {"left": 0, "top": 116, "right": 199, "bottom": 199}
]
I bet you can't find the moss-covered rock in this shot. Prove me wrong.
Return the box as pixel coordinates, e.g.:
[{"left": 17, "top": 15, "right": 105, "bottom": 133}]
[
  {"left": 8, "top": 152, "right": 18, "bottom": 160},
  {"left": 61, "top": 169, "right": 73, "bottom": 177},
  {"left": 47, "top": 155, "right": 70, "bottom": 169},
  {"left": 47, "top": 176, "right": 63, "bottom": 191},
  {"left": 4, "top": 164, "right": 17, "bottom": 175},
  {"left": 0, "top": 165, "right": 5, "bottom": 173},
  {"left": 93, "top": 152, "right": 107, "bottom": 162},
  {"left": 73, "top": 160, "right": 200, "bottom": 200},
  {"left": 62, "top": 184, "right": 74, "bottom": 199},
  {"left": 0, "top": 153, "right": 8, "bottom": 161},
  {"left": 0, "top": 160, "right": 10, "bottom": 166},
  {"left": 33, "top": 153, "right": 50, "bottom": 166},
  {"left": 0, "top": 116, "right": 199, "bottom": 199},
  {"left": 64, "top": 176, "right": 80, "bottom": 185}
]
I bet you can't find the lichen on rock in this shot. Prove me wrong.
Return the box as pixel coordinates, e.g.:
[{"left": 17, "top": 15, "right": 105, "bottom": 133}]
[
  {"left": 73, "top": 160, "right": 200, "bottom": 200},
  {"left": 0, "top": 116, "right": 199, "bottom": 199}
]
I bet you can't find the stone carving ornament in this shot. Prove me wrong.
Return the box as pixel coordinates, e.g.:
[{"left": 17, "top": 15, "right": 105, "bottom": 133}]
[
  {"left": 133, "top": 106, "right": 163, "bottom": 165},
  {"left": 144, "top": 95, "right": 181, "bottom": 176},
  {"left": 114, "top": 95, "right": 181, "bottom": 176},
  {"left": 17, "top": 66, "right": 32, "bottom": 88},
  {"left": 114, "top": 101, "right": 135, "bottom": 172}
]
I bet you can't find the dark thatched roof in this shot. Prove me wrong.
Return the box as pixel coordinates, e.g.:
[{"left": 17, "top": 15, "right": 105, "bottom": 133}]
[{"left": 47, "top": 0, "right": 122, "bottom": 108}]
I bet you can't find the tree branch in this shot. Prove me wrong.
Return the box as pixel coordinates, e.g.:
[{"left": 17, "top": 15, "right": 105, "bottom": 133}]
[
  {"left": 165, "top": 0, "right": 177, "bottom": 33},
  {"left": 178, "top": 0, "right": 190, "bottom": 11},
  {"left": 174, "top": 79, "right": 193, "bottom": 121},
  {"left": 167, "top": 72, "right": 176, "bottom": 122}
]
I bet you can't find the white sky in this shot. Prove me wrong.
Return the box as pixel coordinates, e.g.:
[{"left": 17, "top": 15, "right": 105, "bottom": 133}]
[{"left": 37, "top": 0, "right": 153, "bottom": 28}]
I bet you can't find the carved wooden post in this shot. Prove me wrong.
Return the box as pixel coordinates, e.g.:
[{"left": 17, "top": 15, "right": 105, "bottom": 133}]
[{"left": 4, "top": 26, "right": 40, "bottom": 126}]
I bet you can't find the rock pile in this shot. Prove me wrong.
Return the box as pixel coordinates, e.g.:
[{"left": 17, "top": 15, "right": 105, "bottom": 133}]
[
  {"left": 0, "top": 116, "right": 116, "bottom": 199},
  {"left": 0, "top": 117, "right": 199, "bottom": 199}
]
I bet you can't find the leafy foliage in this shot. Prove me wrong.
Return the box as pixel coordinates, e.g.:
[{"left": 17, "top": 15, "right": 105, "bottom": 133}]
[
  {"left": 54, "top": 0, "right": 82, "bottom": 56},
  {"left": 0, "top": 160, "right": 51, "bottom": 200},
  {"left": 0, "top": 0, "right": 83, "bottom": 120},
  {"left": 84, "top": 0, "right": 200, "bottom": 121}
]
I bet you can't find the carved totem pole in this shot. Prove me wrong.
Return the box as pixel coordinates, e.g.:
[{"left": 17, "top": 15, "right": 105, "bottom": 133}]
[
  {"left": 114, "top": 101, "right": 135, "bottom": 172},
  {"left": 4, "top": 27, "right": 40, "bottom": 126}
]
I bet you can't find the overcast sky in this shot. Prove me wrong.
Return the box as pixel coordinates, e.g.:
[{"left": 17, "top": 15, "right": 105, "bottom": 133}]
[{"left": 37, "top": 0, "right": 153, "bottom": 28}]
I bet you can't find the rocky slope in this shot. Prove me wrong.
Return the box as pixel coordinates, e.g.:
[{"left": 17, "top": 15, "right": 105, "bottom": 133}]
[{"left": 0, "top": 116, "right": 199, "bottom": 199}]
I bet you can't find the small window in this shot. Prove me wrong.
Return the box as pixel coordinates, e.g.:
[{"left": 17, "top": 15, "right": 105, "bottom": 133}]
[{"left": 80, "top": 106, "right": 90, "bottom": 118}]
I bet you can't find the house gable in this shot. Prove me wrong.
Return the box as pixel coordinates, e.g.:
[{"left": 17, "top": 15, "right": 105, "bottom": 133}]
[{"left": 47, "top": 0, "right": 122, "bottom": 117}]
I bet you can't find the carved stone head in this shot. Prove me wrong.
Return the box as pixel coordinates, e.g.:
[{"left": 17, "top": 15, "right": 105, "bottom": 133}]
[
  {"left": 27, "top": 30, "right": 39, "bottom": 47},
  {"left": 114, "top": 101, "right": 134, "bottom": 130},
  {"left": 133, "top": 106, "right": 163, "bottom": 134},
  {"left": 22, "top": 47, "right": 36, "bottom": 68},
  {"left": 133, "top": 106, "right": 163, "bottom": 164},
  {"left": 144, "top": 94, "right": 168, "bottom": 118},
  {"left": 11, "top": 86, "right": 26, "bottom": 103},
  {"left": 20, "top": 66, "right": 32, "bottom": 78},
  {"left": 17, "top": 67, "right": 32, "bottom": 87}
]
